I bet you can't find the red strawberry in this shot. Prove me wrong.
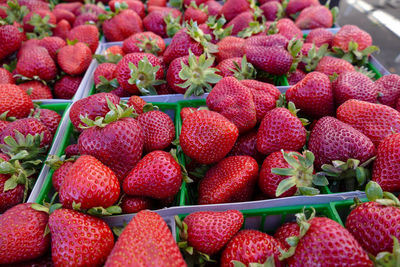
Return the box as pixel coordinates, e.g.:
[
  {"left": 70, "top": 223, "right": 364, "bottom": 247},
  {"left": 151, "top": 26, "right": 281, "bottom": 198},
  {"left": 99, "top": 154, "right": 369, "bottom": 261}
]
[
  {"left": 220, "top": 0, "right": 251, "bottom": 21},
  {"left": 33, "top": 108, "right": 61, "bottom": 135},
  {"left": 0, "top": 25, "right": 22, "bottom": 61},
  {"left": 102, "top": 9, "right": 143, "bottom": 42},
  {"left": 67, "top": 25, "right": 99, "bottom": 54},
  {"left": 127, "top": 95, "right": 147, "bottom": 114},
  {"left": 183, "top": 0, "right": 208, "bottom": 6},
  {"left": 51, "top": 160, "right": 73, "bottom": 192},
  {"left": 216, "top": 57, "right": 252, "bottom": 78},
  {"left": 216, "top": 36, "right": 245, "bottom": 62},
  {"left": 65, "top": 144, "right": 80, "bottom": 157},
  {"left": 73, "top": 13, "right": 98, "bottom": 27},
  {"left": 122, "top": 31, "right": 165, "bottom": 56},
  {"left": 0, "top": 156, "right": 25, "bottom": 213},
  {"left": 305, "top": 27, "right": 334, "bottom": 47},
  {"left": 184, "top": 3, "right": 208, "bottom": 24},
  {"left": 228, "top": 129, "right": 263, "bottom": 161},
  {"left": 69, "top": 93, "right": 120, "bottom": 130},
  {"left": 285, "top": 0, "right": 319, "bottom": 16},
  {"left": 148, "top": 0, "right": 167, "bottom": 6},
  {"left": 315, "top": 55, "right": 355, "bottom": 76},
  {"left": 0, "top": 68, "right": 14, "bottom": 84},
  {"left": 198, "top": 155, "right": 259, "bottom": 204},
  {"left": 295, "top": 5, "right": 333, "bottom": 29},
  {"left": 60, "top": 155, "right": 120, "bottom": 209},
  {"left": 22, "top": 9, "right": 56, "bottom": 33},
  {"left": 53, "top": 8, "right": 76, "bottom": 24},
  {"left": 123, "top": 150, "right": 182, "bottom": 199},
  {"left": 273, "top": 222, "right": 299, "bottom": 250},
  {"left": 0, "top": 203, "right": 50, "bottom": 264},
  {"left": 205, "top": 0, "right": 222, "bottom": 16},
  {"left": 207, "top": 77, "right": 257, "bottom": 133},
  {"left": 105, "top": 210, "right": 186, "bottom": 266},
  {"left": 37, "top": 36, "right": 66, "bottom": 61},
  {"left": 180, "top": 210, "right": 243, "bottom": 255},
  {"left": 0, "top": 84, "right": 33, "bottom": 118},
  {"left": 142, "top": 8, "right": 181, "bottom": 38},
  {"left": 54, "top": 2, "right": 82, "bottom": 13},
  {"left": 332, "top": 71, "right": 378, "bottom": 106},
  {"left": 19, "top": 0, "right": 50, "bottom": 12},
  {"left": 116, "top": 52, "right": 164, "bottom": 95},
  {"left": 106, "top": 45, "right": 125, "bottom": 56},
  {"left": 221, "top": 230, "right": 282, "bottom": 267},
  {"left": 332, "top": 24, "right": 372, "bottom": 52},
  {"left": 16, "top": 45, "right": 57, "bottom": 81},
  {"left": 54, "top": 75, "right": 82, "bottom": 99},
  {"left": 74, "top": 3, "right": 106, "bottom": 16},
  {"left": 375, "top": 74, "right": 400, "bottom": 108},
  {"left": 287, "top": 69, "right": 306, "bottom": 85},
  {"left": 180, "top": 107, "right": 198, "bottom": 122},
  {"left": 49, "top": 209, "right": 114, "bottom": 267},
  {"left": 337, "top": 99, "right": 400, "bottom": 147},
  {"left": 276, "top": 18, "right": 303, "bottom": 40},
  {"left": 180, "top": 109, "right": 239, "bottom": 164},
  {"left": 225, "top": 11, "right": 254, "bottom": 36},
  {"left": 57, "top": 41, "right": 92, "bottom": 76},
  {"left": 109, "top": 0, "right": 145, "bottom": 18},
  {"left": 256, "top": 106, "right": 307, "bottom": 155},
  {"left": 52, "top": 19, "right": 71, "bottom": 40},
  {"left": 121, "top": 196, "right": 154, "bottom": 213},
  {"left": 309, "top": 116, "right": 375, "bottom": 170},
  {"left": 19, "top": 81, "right": 53, "bottom": 100},
  {"left": 286, "top": 71, "right": 334, "bottom": 118},
  {"left": 94, "top": 63, "right": 117, "bottom": 86}
]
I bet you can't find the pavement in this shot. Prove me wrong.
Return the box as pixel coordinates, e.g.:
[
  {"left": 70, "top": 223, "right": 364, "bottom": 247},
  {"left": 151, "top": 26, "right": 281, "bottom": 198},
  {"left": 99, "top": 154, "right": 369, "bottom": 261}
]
[{"left": 337, "top": 0, "right": 400, "bottom": 74}]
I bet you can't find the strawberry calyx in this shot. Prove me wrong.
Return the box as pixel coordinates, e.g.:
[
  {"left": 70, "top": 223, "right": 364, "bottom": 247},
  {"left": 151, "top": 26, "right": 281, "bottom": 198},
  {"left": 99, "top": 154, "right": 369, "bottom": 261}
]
[
  {"left": 45, "top": 154, "right": 76, "bottom": 171},
  {"left": 164, "top": 13, "right": 182, "bottom": 38},
  {"left": 135, "top": 36, "right": 161, "bottom": 56},
  {"left": 266, "top": 21, "right": 279, "bottom": 35},
  {"left": 188, "top": 2, "right": 208, "bottom": 13},
  {"left": 93, "top": 53, "right": 123, "bottom": 64},
  {"left": 128, "top": 56, "right": 165, "bottom": 95},
  {"left": 301, "top": 43, "right": 329, "bottom": 72},
  {"left": 1, "top": 0, "right": 29, "bottom": 25},
  {"left": 273, "top": 150, "right": 328, "bottom": 197},
  {"left": 177, "top": 50, "right": 222, "bottom": 98},
  {"left": 288, "top": 39, "right": 304, "bottom": 73},
  {"left": 170, "top": 148, "right": 193, "bottom": 183},
  {"left": 229, "top": 55, "right": 257, "bottom": 80},
  {"left": 364, "top": 181, "right": 400, "bottom": 208},
  {"left": 287, "top": 101, "right": 309, "bottom": 126},
  {"left": 72, "top": 201, "right": 122, "bottom": 216},
  {"left": 95, "top": 76, "right": 120, "bottom": 93},
  {"left": 355, "top": 66, "right": 376, "bottom": 79},
  {"left": 237, "top": 15, "right": 267, "bottom": 38},
  {"left": 372, "top": 236, "right": 400, "bottom": 267},
  {"left": 0, "top": 111, "right": 16, "bottom": 122},
  {"left": 26, "top": 14, "right": 55, "bottom": 40},
  {"left": 332, "top": 41, "right": 380, "bottom": 66},
  {"left": 185, "top": 21, "right": 218, "bottom": 57},
  {"left": 232, "top": 257, "right": 276, "bottom": 267},
  {"left": 98, "top": 2, "right": 127, "bottom": 22},
  {"left": 169, "top": 0, "right": 183, "bottom": 10},
  {"left": 142, "top": 103, "right": 159, "bottom": 113},
  {"left": 79, "top": 97, "right": 138, "bottom": 129},
  {"left": 317, "top": 156, "right": 375, "bottom": 193},
  {"left": 206, "top": 16, "right": 232, "bottom": 41}
]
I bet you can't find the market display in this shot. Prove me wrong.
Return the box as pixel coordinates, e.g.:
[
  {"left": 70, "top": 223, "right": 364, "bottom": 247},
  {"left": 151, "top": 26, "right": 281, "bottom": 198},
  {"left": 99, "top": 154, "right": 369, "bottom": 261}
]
[{"left": 0, "top": 0, "right": 400, "bottom": 265}]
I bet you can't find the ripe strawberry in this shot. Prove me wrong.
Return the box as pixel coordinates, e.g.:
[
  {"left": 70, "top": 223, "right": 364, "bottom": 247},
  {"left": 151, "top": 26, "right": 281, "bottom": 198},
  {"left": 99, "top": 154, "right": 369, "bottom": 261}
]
[
  {"left": 112, "top": 0, "right": 145, "bottom": 18},
  {"left": 0, "top": 68, "right": 14, "bottom": 84},
  {"left": 346, "top": 181, "right": 400, "bottom": 256},
  {"left": 121, "top": 196, "right": 154, "bottom": 213},
  {"left": 333, "top": 71, "right": 378, "bottom": 106},
  {"left": 57, "top": 41, "right": 92, "bottom": 76},
  {"left": 19, "top": 81, "right": 53, "bottom": 100},
  {"left": 52, "top": 19, "right": 71, "bottom": 40},
  {"left": 74, "top": 3, "right": 106, "bottom": 16},
  {"left": 241, "top": 79, "right": 281, "bottom": 99},
  {"left": 102, "top": 9, "right": 143, "bottom": 42},
  {"left": 54, "top": 2, "right": 82, "bottom": 13},
  {"left": 285, "top": 0, "right": 320, "bottom": 16},
  {"left": 287, "top": 69, "right": 306, "bottom": 85},
  {"left": 67, "top": 25, "right": 99, "bottom": 54},
  {"left": 33, "top": 108, "right": 62, "bottom": 135},
  {"left": 273, "top": 222, "right": 299, "bottom": 250},
  {"left": 0, "top": 84, "right": 33, "bottom": 118},
  {"left": 60, "top": 155, "right": 120, "bottom": 209},
  {"left": 315, "top": 55, "right": 355, "bottom": 76},
  {"left": 65, "top": 144, "right": 80, "bottom": 157},
  {"left": 225, "top": 11, "right": 254, "bottom": 36},
  {"left": 51, "top": 160, "right": 73, "bottom": 192},
  {"left": 261, "top": 1, "right": 283, "bottom": 21},
  {"left": 69, "top": 93, "right": 120, "bottom": 130},
  {"left": 276, "top": 18, "right": 303, "bottom": 40},
  {"left": 19, "top": 0, "right": 50, "bottom": 11},
  {"left": 105, "top": 210, "right": 186, "bottom": 266},
  {"left": 184, "top": 3, "right": 208, "bottom": 24},
  {"left": 183, "top": 0, "right": 208, "bottom": 6},
  {"left": 123, "top": 150, "right": 182, "bottom": 199},
  {"left": 0, "top": 25, "right": 22, "bottom": 61},
  {"left": 73, "top": 13, "right": 98, "bottom": 27},
  {"left": 142, "top": 8, "right": 181, "bottom": 38},
  {"left": 337, "top": 99, "right": 400, "bottom": 147},
  {"left": 54, "top": 75, "right": 82, "bottom": 99},
  {"left": 256, "top": 105, "right": 307, "bottom": 155},
  {"left": 0, "top": 203, "right": 50, "bottom": 264},
  {"left": 94, "top": 63, "right": 117, "bottom": 86},
  {"left": 198, "top": 155, "right": 258, "bottom": 204},
  {"left": 53, "top": 8, "right": 76, "bottom": 24},
  {"left": 332, "top": 24, "right": 372, "bottom": 52},
  {"left": 16, "top": 45, "right": 57, "bottom": 81},
  {"left": 116, "top": 52, "right": 164, "bottom": 95},
  {"left": 228, "top": 129, "right": 263, "bottom": 161},
  {"left": 122, "top": 31, "right": 165, "bottom": 56},
  {"left": 295, "top": 5, "right": 333, "bottom": 29},
  {"left": 180, "top": 210, "right": 243, "bottom": 255},
  {"left": 216, "top": 57, "right": 255, "bottom": 79},
  {"left": 180, "top": 109, "right": 239, "bottom": 164},
  {"left": 127, "top": 95, "right": 147, "bottom": 114},
  {"left": 180, "top": 107, "right": 198, "bottom": 122},
  {"left": 286, "top": 71, "right": 334, "bottom": 118},
  {"left": 106, "top": 45, "right": 125, "bottom": 56},
  {"left": 0, "top": 157, "right": 24, "bottom": 213},
  {"left": 215, "top": 36, "right": 244, "bottom": 62},
  {"left": 49, "top": 209, "right": 114, "bottom": 267},
  {"left": 37, "top": 37, "right": 65, "bottom": 61},
  {"left": 220, "top": 0, "right": 251, "bottom": 21},
  {"left": 205, "top": 0, "right": 222, "bottom": 16},
  {"left": 375, "top": 74, "right": 400, "bottom": 108},
  {"left": 23, "top": 10, "right": 56, "bottom": 33},
  {"left": 148, "top": 0, "right": 167, "bottom": 6},
  {"left": 221, "top": 230, "right": 282, "bottom": 267},
  {"left": 305, "top": 27, "right": 334, "bottom": 47}
]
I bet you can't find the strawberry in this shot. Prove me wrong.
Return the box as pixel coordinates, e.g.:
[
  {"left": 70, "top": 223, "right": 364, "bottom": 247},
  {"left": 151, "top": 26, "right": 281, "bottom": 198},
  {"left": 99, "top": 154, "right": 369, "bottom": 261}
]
[
  {"left": 49, "top": 208, "right": 114, "bottom": 267},
  {"left": 33, "top": 108, "right": 61, "bottom": 135},
  {"left": 286, "top": 71, "right": 334, "bottom": 118},
  {"left": 122, "top": 31, "right": 165, "bottom": 56},
  {"left": 19, "top": 0, "right": 50, "bottom": 12},
  {"left": 121, "top": 196, "right": 154, "bottom": 213},
  {"left": 256, "top": 105, "right": 307, "bottom": 155},
  {"left": 221, "top": 230, "right": 282, "bottom": 267},
  {"left": 184, "top": 3, "right": 208, "bottom": 24},
  {"left": 305, "top": 27, "right": 334, "bottom": 47},
  {"left": 105, "top": 210, "right": 186, "bottom": 266},
  {"left": 332, "top": 71, "right": 378, "bottom": 106},
  {"left": 346, "top": 181, "right": 400, "bottom": 256},
  {"left": 60, "top": 155, "right": 120, "bottom": 210},
  {"left": 220, "top": 0, "right": 251, "bottom": 21},
  {"left": 204, "top": 0, "right": 222, "bottom": 16},
  {"left": 315, "top": 55, "right": 355, "bottom": 76},
  {"left": 94, "top": 63, "right": 117, "bottom": 86},
  {"left": 78, "top": 101, "right": 144, "bottom": 181},
  {"left": 276, "top": 18, "right": 303, "bottom": 40},
  {"left": 295, "top": 5, "right": 333, "bottom": 29},
  {"left": 54, "top": 75, "right": 82, "bottom": 99},
  {"left": 285, "top": 0, "right": 320, "bottom": 16},
  {"left": 0, "top": 25, "right": 22, "bottom": 61},
  {"left": 102, "top": 9, "right": 143, "bottom": 42},
  {"left": 19, "top": 81, "right": 53, "bottom": 100},
  {"left": 0, "top": 84, "right": 33, "bottom": 118},
  {"left": 148, "top": 0, "right": 167, "bottom": 6},
  {"left": 54, "top": 2, "right": 82, "bottom": 13},
  {"left": 106, "top": 45, "right": 125, "bottom": 56},
  {"left": 142, "top": 8, "right": 181, "bottom": 38},
  {"left": 0, "top": 203, "right": 50, "bottom": 264},
  {"left": 22, "top": 9, "right": 56, "bottom": 33},
  {"left": 278, "top": 211, "right": 372, "bottom": 266},
  {"left": 37, "top": 36, "right": 66, "bottom": 61},
  {"left": 216, "top": 36, "right": 245, "bottom": 62},
  {"left": 51, "top": 160, "right": 73, "bottom": 192},
  {"left": 65, "top": 144, "right": 79, "bottom": 157},
  {"left": 180, "top": 107, "right": 198, "bottom": 122},
  {"left": 337, "top": 99, "right": 400, "bottom": 147},
  {"left": 287, "top": 69, "right": 306, "bottom": 85},
  {"left": 198, "top": 155, "right": 259, "bottom": 204},
  {"left": 0, "top": 158, "right": 25, "bottom": 213},
  {"left": 53, "top": 8, "right": 76, "bottom": 24},
  {"left": 127, "top": 95, "right": 147, "bottom": 114},
  {"left": 69, "top": 93, "right": 120, "bottom": 130},
  {"left": 73, "top": 12, "right": 98, "bottom": 27},
  {"left": 16, "top": 45, "right": 57, "bottom": 81},
  {"left": 178, "top": 210, "right": 243, "bottom": 256},
  {"left": 0, "top": 68, "right": 14, "bottom": 84},
  {"left": 123, "top": 150, "right": 182, "bottom": 199},
  {"left": 228, "top": 129, "right": 263, "bottom": 161},
  {"left": 57, "top": 41, "right": 92, "bottom": 76},
  {"left": 261, "top": 1, "right": 283, "bottom": 21},
  {"left": 216, "top": 56, "right": 256, "bottom": 80},
  {"left": 74, "top": 3, "right": 106, "bottom": 16},
  {"left": 225, "top": 11, "right": 254, "bottom": 36},
  {"left": 52, "top": 19, "right": 71, "bottom": 40},
  {"left": 67, "top": 24, "right": 99, "bottom": 54},
  {"left": 375, "top": 74, "right": 400, "bottom": 108},
  {"left": 273, "top": 222, "right": 299, "bottom": 250},
  {"left": 180, "top": 109, "right": 239, "bottom": 164},
  {"left": 109, "top": 0, "right": 145, "bottom": 18}
]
